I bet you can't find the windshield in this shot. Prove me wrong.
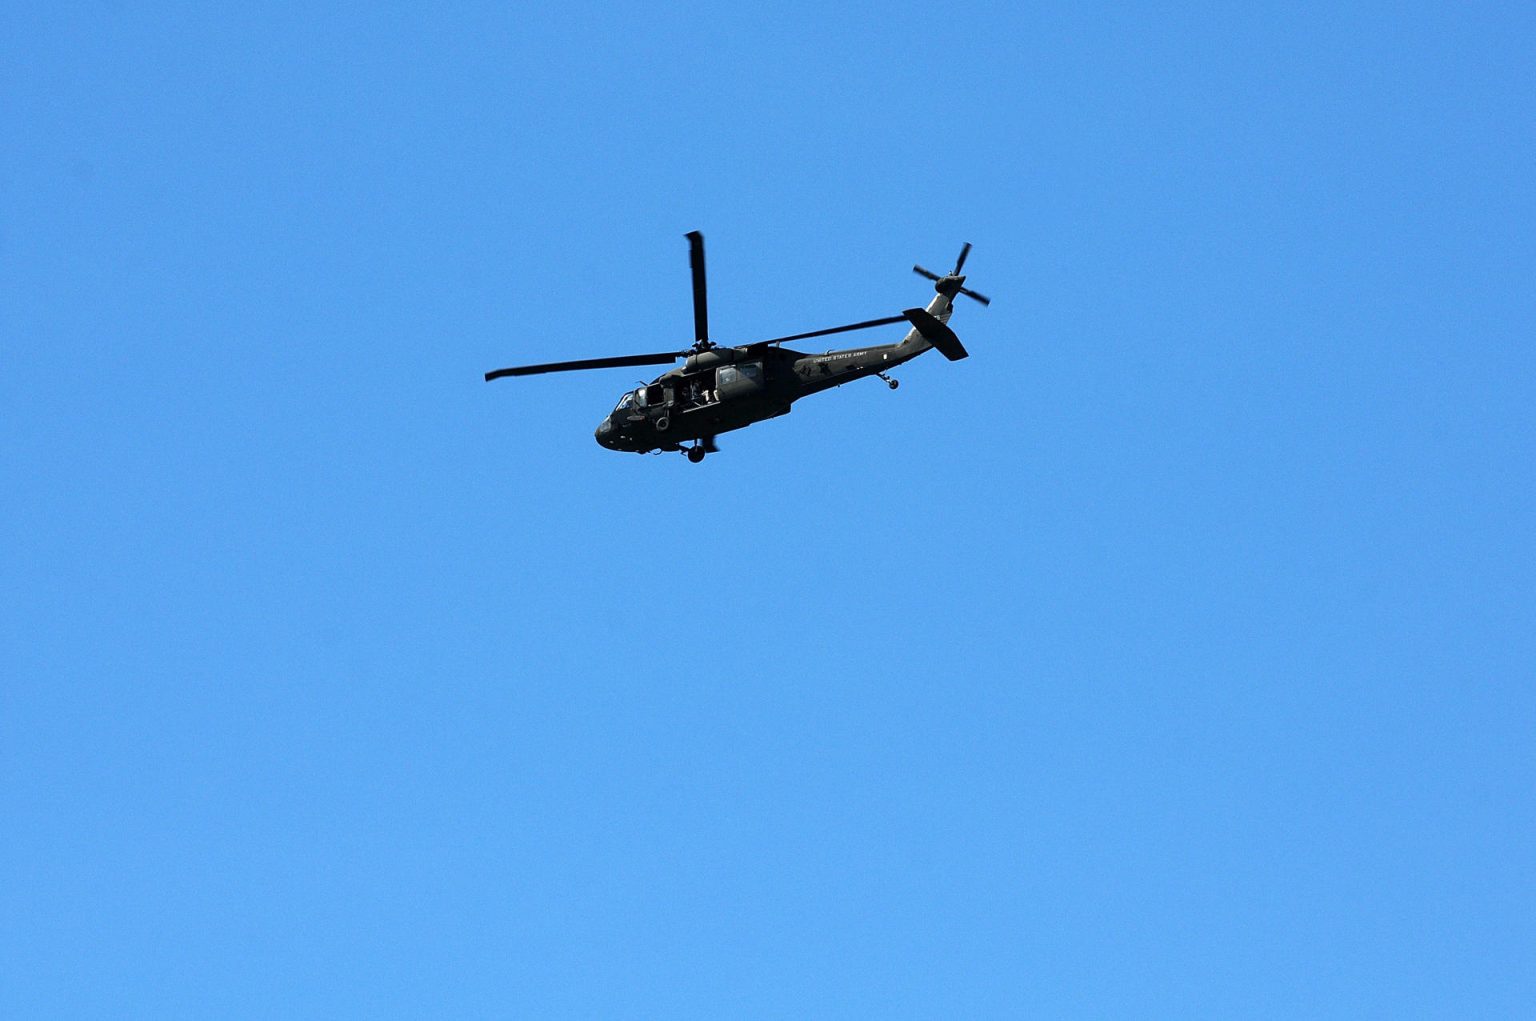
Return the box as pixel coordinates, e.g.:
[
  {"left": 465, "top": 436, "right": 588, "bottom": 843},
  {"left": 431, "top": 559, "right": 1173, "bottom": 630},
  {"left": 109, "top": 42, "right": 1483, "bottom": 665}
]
[{"left": 615, "top": 391, "right": 636, "bottom": 412}]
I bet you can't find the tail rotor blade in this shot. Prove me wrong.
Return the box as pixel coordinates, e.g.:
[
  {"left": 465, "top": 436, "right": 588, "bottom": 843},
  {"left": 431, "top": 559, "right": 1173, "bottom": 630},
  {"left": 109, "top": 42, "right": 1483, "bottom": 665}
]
[
  {"left": 686, "top": 230, "right": 709, "bottom": 347},
  {"left": 953, "top": 242, "right": 972, "bottom": 274},
  {"left": 913, "top": 265, "right": 942, "bottom": 282},
  {"left": 959, "top": 287, "right": 990, "bottom": 306}
]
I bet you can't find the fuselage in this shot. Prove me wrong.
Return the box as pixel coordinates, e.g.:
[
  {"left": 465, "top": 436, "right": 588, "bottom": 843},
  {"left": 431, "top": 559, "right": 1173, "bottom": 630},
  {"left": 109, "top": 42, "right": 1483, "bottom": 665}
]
[{"left": 595, "top": 291, "right": 956, "bottom": 453}]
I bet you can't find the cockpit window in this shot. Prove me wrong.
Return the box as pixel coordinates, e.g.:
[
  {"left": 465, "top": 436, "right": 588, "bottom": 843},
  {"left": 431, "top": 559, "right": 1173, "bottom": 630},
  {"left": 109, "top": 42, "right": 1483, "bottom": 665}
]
[{"left": 615, "top": 392, "right": 636, "bottom": 411}]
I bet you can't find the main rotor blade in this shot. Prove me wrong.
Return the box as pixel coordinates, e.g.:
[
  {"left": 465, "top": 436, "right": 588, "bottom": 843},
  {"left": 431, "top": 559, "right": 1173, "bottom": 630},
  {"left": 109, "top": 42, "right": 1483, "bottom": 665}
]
[
  {"left": 686, "top": 230, "right": 709, "bottom": 346},
  {"left": 748, "top": 314, "right": 909, "bottom": 347},
  {"left": 953, "top": 242, "right": 972, "bottom": 274},
  {"left": 485, "top": 351, "right": 684, "bottom": 381}
]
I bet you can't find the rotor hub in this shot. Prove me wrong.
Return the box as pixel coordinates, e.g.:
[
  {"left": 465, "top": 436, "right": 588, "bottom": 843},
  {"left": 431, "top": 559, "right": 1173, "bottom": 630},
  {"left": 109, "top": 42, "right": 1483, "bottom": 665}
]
[{"left": 935, "top": 274, "right": 966, "bottom": 298}]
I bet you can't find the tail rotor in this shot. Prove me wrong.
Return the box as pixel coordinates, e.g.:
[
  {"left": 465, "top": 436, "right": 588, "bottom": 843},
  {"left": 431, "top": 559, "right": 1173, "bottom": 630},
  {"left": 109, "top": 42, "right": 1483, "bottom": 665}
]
[{"left": 914, "top": 242, "right": 990, "bottom": 306}]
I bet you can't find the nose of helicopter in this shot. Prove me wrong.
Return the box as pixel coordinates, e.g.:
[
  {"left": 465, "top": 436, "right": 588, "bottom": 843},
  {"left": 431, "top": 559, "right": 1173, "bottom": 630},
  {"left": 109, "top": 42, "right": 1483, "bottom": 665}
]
[{"left": 595, "top": 419, "right": 616, "bottom": 449}]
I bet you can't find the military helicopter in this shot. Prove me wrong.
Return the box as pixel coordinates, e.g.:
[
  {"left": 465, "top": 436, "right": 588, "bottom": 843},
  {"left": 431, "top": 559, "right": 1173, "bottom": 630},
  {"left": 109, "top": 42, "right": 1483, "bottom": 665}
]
[{"left": 484, "top": 232, "right": 989, "bottom": 462}]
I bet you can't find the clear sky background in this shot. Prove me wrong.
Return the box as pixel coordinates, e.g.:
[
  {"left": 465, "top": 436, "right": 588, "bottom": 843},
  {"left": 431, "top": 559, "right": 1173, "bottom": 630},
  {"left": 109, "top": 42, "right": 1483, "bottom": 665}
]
[{"left": 3, "top": 2, "right": 1533, "bottom": 1017}]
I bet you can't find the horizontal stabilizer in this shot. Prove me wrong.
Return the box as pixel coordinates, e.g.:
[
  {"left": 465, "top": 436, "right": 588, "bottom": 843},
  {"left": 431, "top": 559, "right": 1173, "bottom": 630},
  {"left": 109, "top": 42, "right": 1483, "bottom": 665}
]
[{"left": 902, "top": 308, "right": 969, "bottom": 361}]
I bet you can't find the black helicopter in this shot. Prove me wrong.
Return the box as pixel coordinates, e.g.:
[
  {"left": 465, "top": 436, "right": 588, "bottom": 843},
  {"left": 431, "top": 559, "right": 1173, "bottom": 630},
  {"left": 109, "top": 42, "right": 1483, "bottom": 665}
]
[{"left": 484, "top": 232, "right": 989, "bottom": 462}]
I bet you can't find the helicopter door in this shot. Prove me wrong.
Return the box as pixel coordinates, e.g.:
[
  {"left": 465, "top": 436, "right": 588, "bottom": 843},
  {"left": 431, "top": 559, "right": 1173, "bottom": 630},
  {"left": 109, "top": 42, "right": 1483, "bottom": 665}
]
[{"left": 715, "top": 361, "right": 764, "bottom": 401}]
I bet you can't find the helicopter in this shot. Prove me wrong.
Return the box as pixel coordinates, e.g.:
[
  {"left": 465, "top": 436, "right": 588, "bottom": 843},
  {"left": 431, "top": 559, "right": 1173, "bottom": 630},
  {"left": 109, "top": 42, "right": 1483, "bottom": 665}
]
[{"left": 483, "top": 232, "right": 989, "bottom": 462}]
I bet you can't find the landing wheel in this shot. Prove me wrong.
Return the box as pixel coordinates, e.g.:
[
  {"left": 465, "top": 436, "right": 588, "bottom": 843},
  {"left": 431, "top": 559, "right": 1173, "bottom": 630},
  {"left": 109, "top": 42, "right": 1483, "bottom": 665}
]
[
  {"left": 887, "top": 379, "right": 900, "bottom": 390},
  {"left": 686, "top": 446, "right": 706, "bottom": 463}
]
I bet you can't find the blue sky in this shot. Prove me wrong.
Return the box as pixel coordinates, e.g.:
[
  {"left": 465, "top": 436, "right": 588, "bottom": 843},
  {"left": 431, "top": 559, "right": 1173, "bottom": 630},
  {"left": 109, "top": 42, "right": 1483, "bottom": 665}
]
[{"left": 3, "top": 2, "right": 1533, "bottom": 1016}]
